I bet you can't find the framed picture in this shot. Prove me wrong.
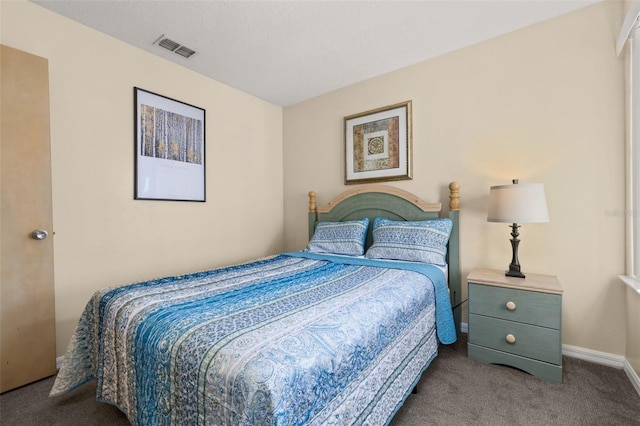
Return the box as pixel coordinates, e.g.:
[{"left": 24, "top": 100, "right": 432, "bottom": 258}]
[
  {"left": 134, "top": 87, "right": 206, "bottom": 201},
  {"left": 344, "top": 101, "right": 412, "bottom": 185}
]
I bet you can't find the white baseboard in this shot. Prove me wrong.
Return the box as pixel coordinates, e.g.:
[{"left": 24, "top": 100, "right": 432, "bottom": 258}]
[
  {"left": 561, "top": 344, "right": 626, "bottom": 368},
  {"left": 562, "top": 344, "right": 640, "bottom": 397},
  {"left": 624, "top": 358, "right": 640, "bottom": 396}
]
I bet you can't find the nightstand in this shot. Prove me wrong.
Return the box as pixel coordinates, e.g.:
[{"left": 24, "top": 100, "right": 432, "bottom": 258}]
[{"left": 467, "top": 268, "right": 563, "bottom": 383}]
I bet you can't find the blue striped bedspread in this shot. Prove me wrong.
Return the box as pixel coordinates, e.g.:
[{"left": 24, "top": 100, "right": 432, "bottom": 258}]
[{"left": 50, "top": 252, "right": 456, "bottom": 425}]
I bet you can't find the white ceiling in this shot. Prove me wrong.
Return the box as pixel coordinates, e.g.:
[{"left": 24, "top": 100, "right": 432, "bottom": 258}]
[{"left": 31, "top": 0, "right": 599, "bottom": 107}]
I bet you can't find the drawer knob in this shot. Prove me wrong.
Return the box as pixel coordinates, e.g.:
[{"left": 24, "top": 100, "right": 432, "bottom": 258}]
[
  {"left": 506, "top": 301, "right": 516, "bottom": 311},
  {"left": 506, "top": 334, "right": 516, "bottom": 344}
]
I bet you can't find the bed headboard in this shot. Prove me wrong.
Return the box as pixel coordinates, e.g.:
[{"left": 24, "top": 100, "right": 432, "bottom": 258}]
[{"left": 307, "top": 182, "right": 461, "bottom": 332}]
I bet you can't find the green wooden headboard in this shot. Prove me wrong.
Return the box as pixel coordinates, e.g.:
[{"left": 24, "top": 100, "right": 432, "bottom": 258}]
[{"left": 307, "top": 182, "right": 461, "bottom": 333}]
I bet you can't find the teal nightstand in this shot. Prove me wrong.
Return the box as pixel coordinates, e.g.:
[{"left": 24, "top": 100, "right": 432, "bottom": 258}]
[{"left": 467, "top": 268, "right": 563, "bottom": 383}]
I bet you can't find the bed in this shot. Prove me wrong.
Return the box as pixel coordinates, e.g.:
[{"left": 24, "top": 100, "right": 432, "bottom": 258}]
[{"left": 50, "top": 182, "right": 461, "bottom": 425}]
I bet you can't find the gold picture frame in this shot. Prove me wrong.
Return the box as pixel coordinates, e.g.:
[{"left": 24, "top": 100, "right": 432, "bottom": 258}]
[{"left": 344, "top": 100, "right": 412, "bottom": 184}]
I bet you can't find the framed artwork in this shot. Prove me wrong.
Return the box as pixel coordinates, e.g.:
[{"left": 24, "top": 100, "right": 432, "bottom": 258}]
[
  {"left": 344, "top": 100, "right": 412, "bottom": 185},
  {"left": 134, "top": 87, "right": 206, "bottom": 201}
]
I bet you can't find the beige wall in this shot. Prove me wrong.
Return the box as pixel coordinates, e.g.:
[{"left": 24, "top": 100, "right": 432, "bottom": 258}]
[
  {"left": 284, "top": 1, "right": 629, "bottom": 356},
  {"left": 1, "top": 0, "right": 284, "bottom": 356},
  {"left": 2, "top": 0, "right": 636, "bottom": 376}
]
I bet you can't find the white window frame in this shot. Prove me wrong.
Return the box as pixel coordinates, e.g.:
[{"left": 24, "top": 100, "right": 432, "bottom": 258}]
[{"left": 619, "top": 2, "right": 640, "bottom": 294}]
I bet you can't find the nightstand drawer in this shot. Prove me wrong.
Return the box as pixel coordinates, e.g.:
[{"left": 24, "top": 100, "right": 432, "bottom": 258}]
[
  {"left": 468, "top": 314, "right": 561, "bottom": 364},
  {"left": 467, "top": 344, "right": 563, "bottom": 383},
  {"left": 469, "top": 283, "right": 561, "bottom": 329}
]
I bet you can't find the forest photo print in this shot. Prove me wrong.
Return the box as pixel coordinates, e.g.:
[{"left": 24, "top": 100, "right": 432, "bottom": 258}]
[{"left": 134, "top": 87, "right": 206, "bottom": 202}]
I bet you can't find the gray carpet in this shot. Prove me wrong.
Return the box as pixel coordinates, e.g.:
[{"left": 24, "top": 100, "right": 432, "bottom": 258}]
[
  {"left": 2, "top": 335, "right": 639, "bottom": 425},
  {"left": 391, "top": 336, "right": 640, "bottom": 425}
]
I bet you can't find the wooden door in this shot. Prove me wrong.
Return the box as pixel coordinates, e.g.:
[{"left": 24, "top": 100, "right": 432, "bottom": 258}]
[{"left": 0, "top": 45, "right": 56, "bottom": 393}]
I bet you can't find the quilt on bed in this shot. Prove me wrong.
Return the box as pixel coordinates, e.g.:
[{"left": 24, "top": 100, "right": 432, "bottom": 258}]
[{"left": 50, "top": 252, "right": 456, "bottom": 425}]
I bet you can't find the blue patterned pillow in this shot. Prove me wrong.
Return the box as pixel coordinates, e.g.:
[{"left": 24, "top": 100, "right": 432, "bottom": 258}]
[
  {"left": 365, "top": 217, "right": 453, "bottom": 265},
  {"left": 306, "top": 218, "right": 370, "bottom": 256}
]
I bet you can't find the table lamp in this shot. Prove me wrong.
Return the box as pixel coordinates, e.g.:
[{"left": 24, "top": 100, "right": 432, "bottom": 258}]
[{"left": 487, "top": 179, "right": 549, "bottom": 278}]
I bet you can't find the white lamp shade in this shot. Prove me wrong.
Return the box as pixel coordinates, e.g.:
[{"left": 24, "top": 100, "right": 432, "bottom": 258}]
[{"left": 487, "top": 182, "right": 549, "bottom": 223}]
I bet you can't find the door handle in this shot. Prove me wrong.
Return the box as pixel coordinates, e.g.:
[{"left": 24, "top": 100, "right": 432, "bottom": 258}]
[{"left": 31, "top": 229, "right": 48, "bottom": 240}]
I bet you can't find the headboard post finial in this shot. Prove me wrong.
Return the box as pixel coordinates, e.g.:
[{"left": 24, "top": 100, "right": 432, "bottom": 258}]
[
  {"left": 449, "top": 182, "right": 460, "bottom": 211},
  {"left": 308, "top": 191, "right": 317, "bottom": 213}
]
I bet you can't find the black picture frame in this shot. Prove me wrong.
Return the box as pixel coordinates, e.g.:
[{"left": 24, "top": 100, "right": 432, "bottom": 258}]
[{"left": 134, "top": 87, "right": 206, "bottom": 201}]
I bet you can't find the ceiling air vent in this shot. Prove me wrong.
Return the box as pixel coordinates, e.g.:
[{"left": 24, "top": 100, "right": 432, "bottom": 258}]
[
  {"left": 174, "top": 46, "right": 196, "bottom": 58},
  {"left": 154, "top": 35, "right": 197, "bottom": 59}
]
